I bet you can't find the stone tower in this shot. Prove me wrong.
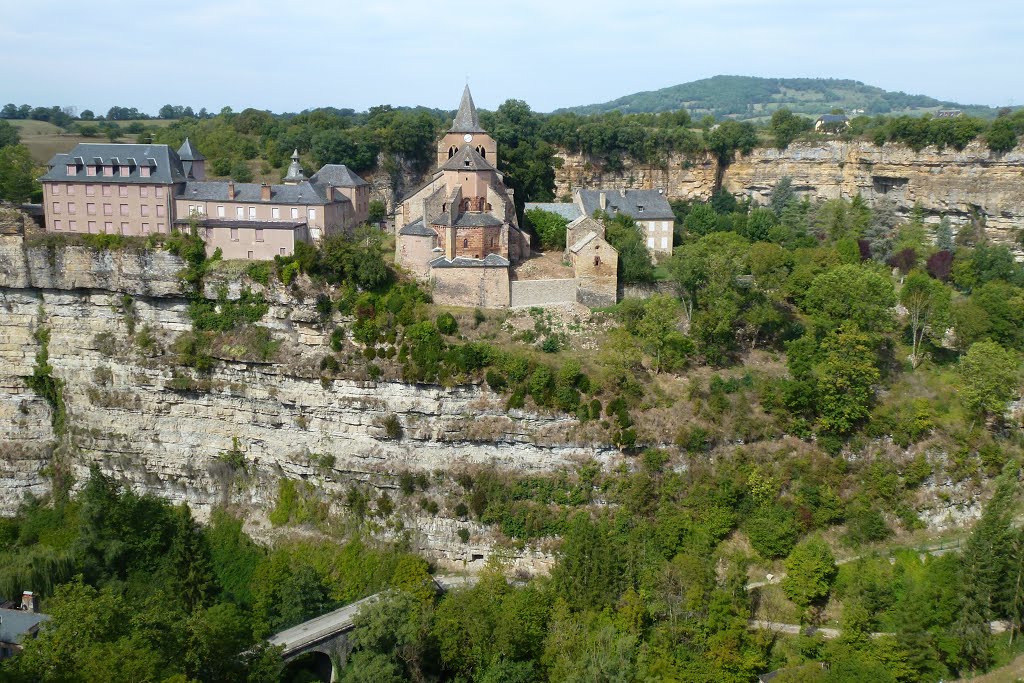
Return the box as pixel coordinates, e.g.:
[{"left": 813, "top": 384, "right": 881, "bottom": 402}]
[
  {"left": 283, "top": 149, "right": 306, "bottom": 185},
  {"left": 436, "top": 85, "right": 497, "bottom": 167},
  {"left": 177, "top": 138, "right": 206, "bottom": 180}
]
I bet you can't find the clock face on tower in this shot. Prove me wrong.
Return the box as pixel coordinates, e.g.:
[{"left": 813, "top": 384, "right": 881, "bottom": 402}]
[{"left": 463, "top": 134, "right": 473, "bottom": 142}]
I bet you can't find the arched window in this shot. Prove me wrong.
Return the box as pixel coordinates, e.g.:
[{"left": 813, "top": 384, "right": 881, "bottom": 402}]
[
  {"left": 485, "top": 202, "right": 492, "bottom": 211},
  {"left": 448, "top": 146, "right": 457, "bottom": 158},
  {"left": 462, "top": 238, "right": 468, "bottom": 248},
  {"left": 477, "top": 146, "right": 486, "bottom": 159},
  {"left": 594, "top": 255, "right": 601, "bottom": 266}
]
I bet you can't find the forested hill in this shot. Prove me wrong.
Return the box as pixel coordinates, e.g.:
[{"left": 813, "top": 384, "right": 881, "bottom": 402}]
[{"left": 555, "top": 75, "right": 1001, "bottom": 120}]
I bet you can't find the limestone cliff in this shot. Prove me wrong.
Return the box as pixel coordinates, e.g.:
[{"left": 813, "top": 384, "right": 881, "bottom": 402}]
[
  {"left": 554, "top": 141, "right": 1024, "bottom": 249},
  {"left": 0, "top": 235, "right": 617, "bottom": 570}
]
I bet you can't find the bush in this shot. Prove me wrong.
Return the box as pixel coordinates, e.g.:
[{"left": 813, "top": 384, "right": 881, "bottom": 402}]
[
  {"left": 745, "top": 505, "right": 799, "bottom": 559},
  {"left": 485, "top": 369, "right": 506, "bottom": 392},
  {"left": 381, "top": 413, "right": 402, "bottom": 440},
  {"left": 436, "top": 312, "right": 458, "bottom": 335},
  {"left": 457, "top": 528, "right": 470, "bottom": 543}
]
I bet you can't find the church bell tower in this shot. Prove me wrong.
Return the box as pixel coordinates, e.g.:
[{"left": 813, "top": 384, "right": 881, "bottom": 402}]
[{"left": 436, "top": 85, "right": 497, "bottom": 167}]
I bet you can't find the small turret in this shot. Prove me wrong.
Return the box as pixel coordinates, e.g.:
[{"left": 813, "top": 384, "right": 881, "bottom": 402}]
[
  {"left": 177, "top": 137, "right": 206, "bottom": 180},
  {"left": 283, "top": 149, "right": 305, "bottom": 184}
]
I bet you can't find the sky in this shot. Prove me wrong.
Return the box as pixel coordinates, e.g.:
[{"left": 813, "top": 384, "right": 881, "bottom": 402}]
[{"left": 1, "top": 0, "right": 1021, "bottom": 116}]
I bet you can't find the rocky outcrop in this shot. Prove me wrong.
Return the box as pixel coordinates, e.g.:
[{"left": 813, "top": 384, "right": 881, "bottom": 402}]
[
  {"left": 0, "top": 235, "right": 617, "bottom": 571},
  {"left": 554, "top": 141, "right": 1024, "bottom": 249}
]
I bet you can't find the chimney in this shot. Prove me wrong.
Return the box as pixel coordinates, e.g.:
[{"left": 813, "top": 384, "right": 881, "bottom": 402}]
[
  {"left": 260, "top": 183, "right": 271, "bottom": 201},
  {"left": 325, "top": 183, "right": 334, "bottom": 203},
  {"left": 599, "top": 191, "right": 607, "bottom": 211},
  {"left": 446, "top": 225, "right": 456, "bottom": 261},
  {"left": 227, "top": 181, "right": 235, "bottom": 201},
  {"left": 21, "top": 591, "right": 37, "bottom": 613}
]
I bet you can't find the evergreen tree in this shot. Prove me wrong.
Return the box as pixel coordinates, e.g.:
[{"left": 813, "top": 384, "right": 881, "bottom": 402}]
[
  {"left": 935, "top": 215, "right": 954, "bottom": 251},
  {"left": 169, "top": 504, "right": 217, "bottom": 612}
]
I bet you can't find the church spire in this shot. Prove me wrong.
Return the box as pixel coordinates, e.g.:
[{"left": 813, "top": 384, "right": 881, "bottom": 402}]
[
  {"left": 283, "top": 149, "right": 305, "bottom": 184},
  {"left": 449, "top": 85, "right": 486, "bottom": 133}
]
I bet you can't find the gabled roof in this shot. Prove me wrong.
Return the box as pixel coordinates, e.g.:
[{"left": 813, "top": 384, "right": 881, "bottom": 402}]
[
  {"left": 576, "top": 189, "right": 674, "bottom": 221},
  {"left": 440, "top": 144, "right": 494, "bottom": 172},
  {"left": 0, "top": 608, "right": 49, "bottom": 645},
  {"left": 310, "top": 164, "right": 368, "bottom": 188},
  {"left": 433, "top": 211, "right": 504, "bottom": 228},
  {"left": 177, "top": 180, "right": 350, "bottom": 205},
  {"left": 177, "top": 138, "right": 205, "bottom": 161},
  {"left": 449, "top": 85, "right": 486, "bottom": 134},
  {"left": 430, "top": 253, "right": 510, "bottom": 268},
  {"left": 525, "top": 202, "right": 583, "bottom": 222},
  {"left": 41, "top": 143, "right": 187, "bottom": 184},
  {"left": 399, "top": 218, "right": 436, "bottom": 237}
]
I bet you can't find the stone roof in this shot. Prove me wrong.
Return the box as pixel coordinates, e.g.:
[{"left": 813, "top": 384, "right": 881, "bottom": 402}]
[
  {"left": 174, "top": 218, "right": 307, "bottom": 230},
  {"left": 177, "top": 138, "right": 205, "bottom": 161},
  {"left": 434, "top": 211, "right": 504, "bottom": 228},
  {"left": 576, "top": 189, "right": 675, "bottom": 221},
  {"left": 429, "top": 253, "right": 510, "bottom": 268},
  {"left": 440, "top": 144, "right": 494, "bottom": 172},
  {"left": 177, "top": 180, "right": 348, "bottom": 205},
  {"left": 525, "top": 202, "right": 583, "bottom": 222},
  {"left": 399, "top": 218, "right": 436, "bottom": 237},
  {"left": 569, "top": 231, "right": 599, "bottom": 253},
  {"left": 0, "top": 608, "right": 49, "bottom": 645},
  {"left": 284, "top": 149, "right": 305, "bottom": 183},
  {"left": 41, "top": 143, "right": 187, "bottom": 184},
  {"left": 309, "top": 164, "right": 368, "bottom": 188},
  {"left": 449, "top": 85, "right": 486, "bottom": 134}
]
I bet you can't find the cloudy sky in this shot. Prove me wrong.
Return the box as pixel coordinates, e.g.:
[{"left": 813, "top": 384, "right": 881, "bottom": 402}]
[{"left": 2, "top": 0, "right": 1020, "bottom": 115}]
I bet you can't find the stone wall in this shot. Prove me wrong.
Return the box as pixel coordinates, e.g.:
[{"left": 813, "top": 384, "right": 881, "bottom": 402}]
[
  {"left": 554, "top": 141, "right": 1024, "bottom": 250},
  {"left": 509, "top": 278, "right": 578, "bottom": 308},
  {"left": 431, "top": 266, "right": 510, "bottom": 309}
]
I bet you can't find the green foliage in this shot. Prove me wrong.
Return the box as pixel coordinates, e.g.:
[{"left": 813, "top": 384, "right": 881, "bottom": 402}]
[
  {"left": 189, "top": 287, "right": 269, "bottom": 332},
  {"left": 804, "top": 264, "right": 895, "bottom": 334},
  {"left": 958, "top": 340, "right": 1020, "bottom": 418},
  {"left": 782, "top": 536, "right": 838, "bottom": 609},
  {"left": 436, "top": 311, "right": 458, "bottom": 335},
  {"left": 770, "top": 108, "right": 814, "bottom": 148},
  {"left": 0, "top": 144, "right": 39, "bottom": 202},
  {"left": 524, "top": 208, "right": 569, "bottom": 251},
  {"left": 604, "top": 213, "right": 654, "bottom": 284},
  {"left": 367, "top": 199, "right": 387, "bottom": 224},
  {"left": 745, "top": 504, "right": 799, "bottom": 559},
  {"left": 24, "top": 325, "right": 66, "bottom": 435},
  {"left": 815, "top": 328, "right": 882, "bottom": 435}
]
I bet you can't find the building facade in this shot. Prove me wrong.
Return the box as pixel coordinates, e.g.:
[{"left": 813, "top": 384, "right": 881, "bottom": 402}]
[{"left": 41, "top": 143, "right": 369, "bottom": 259}]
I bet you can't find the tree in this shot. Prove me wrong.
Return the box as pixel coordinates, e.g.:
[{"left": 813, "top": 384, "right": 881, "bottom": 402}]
[
  {"left": 900, "top": 271, "right": 951, "bottom": 368},
  {"left": 782, "top": 537, "right": 838, "bottom": 611},
  {"left": 935, "top": 216, "right": 954, "bottom": 251},
  {"left": 769, "top": 176, "right": 795, "bottom": 216},
  {"left": 634, "top": 294, "right": 682, "bottom": 374},
  {"left": 683, "top": 202, "right": 719, "bottom": 236},
  {"left": 605, "top": 213, "right": 654, "bottom": 284},
  {"left": 770, "top": 109, "right": 812, "bottom": 149},
  {"left": 816, "top": 327, "right": 881, "bottom": 434},
  {"left": 0, "top": 144, "right": 38, "bottom": 202},
  {"left": 957, "top": 340, "right": 1020, "bottom": 419},
  {"left": 803, "top": 264, "right": 896, "bottom": 334},
  {"left": 0, "top": 119, "right": 19, "bottom": 149},
  {"left": 926, "top": 250, "right": 953, "bottom": 281},
  {"left": 524, "top": 208, "right": 569, "bottom": 251},
  {"left": 706, "top": 120, "right": 758, "bottom": 165},
  {"left": 169, "top": 504, "right": 217, "bottom": 612},
  {"left": 367, "top": 199, "right": 386, "bottom": 224}
]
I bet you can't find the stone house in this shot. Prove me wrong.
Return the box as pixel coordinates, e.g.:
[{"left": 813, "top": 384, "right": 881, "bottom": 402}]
[
  {"left": 41, "top": 143, "right": 369, "bottom": 260},
  {"left": 569, "top": 229, "right": 618, "bottom": 307},
  {"left": 563, "top": 215, "right": 605, "bottom": 258},
  {"left": 395, "top": 86, "right": 530, "bottom": 307},
  {"left": 525, "top": 187, "right": 675, "bottom": 259},
  {"left": 814, "top": 114, "right": 849, "bottom": 133}
]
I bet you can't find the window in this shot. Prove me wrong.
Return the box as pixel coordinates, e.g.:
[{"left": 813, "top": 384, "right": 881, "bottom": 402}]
[
  {"left": 68, "top": 202, "right": 76, "bottom": 214},
  {"left": 87, "top": 203, "right": 96, "bottom": 215},
  {"left": 462, "top": 238, "right": 468, "bottom": 248},
  {"left": 88, "top": 221, "right": 96, "bottom": 232},
  {"left": 104, "top": 221, "right": 113, "bottom": 232},
  {"left": 217, "top": 206, "right": 225, "bottom": 217},
  {"left": 103, "top": 165, "right": 113, "bottom": 177},
  {"left": 291, "top": 208, "right": 298, "bottom": 219},
  {"left": 661, "top": 237, "right": 669, "bottom": 249},
  {"left": 247, "top": 251, "right": 254, "bottom": 259},
  {"left": 67, "top": 185, "right": 75, "bottom": 196},
  {"left": 236, "top": 207, "right": 244, "bottom": 219},
  {"left": 54, "top": 220, "right": 62, "bottom": 231},
  {"left": 140, "top": 186, "right": 148, "bottom": 198},
  {"left": 307, "top": 208, "right": 316, "bottom": 221},
  {"left": 120, "top": 222, "right": 128, "bottom": 234},
  {"left": 66, "top": 164, "right": 76, "bottom": 175},
  {"left": 280, "top": 247, "right": 286, "bottom": 256},
  {"left": 663, "top": 221, "right": 670, "bottom": 232},
  {"left": 195, "top": 205, "right": 204, "bottom": 215},
  {"left": 248, "top": 207, "right": 256, "bottom": 219},
  {"left": 255, "top": 229, "right": 264, "bottom": 242},
  {"left": 119, "top": 165, "right": 129, "bottom": 176},
  {"left": 157, "top": 223, "right": 164, "bottom": 233},
  {"left": 52, "top": 184, "right": 60, "bottom": 196},
  {"left": 69, "top": 220, "right": 77, "bottom": 231},
  {"left": 637, "top": 205, "right": 644, "bottom": 213},
  {"left": 51, "top": 202, "right": 61, "bottom": 214},
  {"left": 156, "top": 205, "right": 165, "bottom": 217},
  {"left": 102, "top": 185, "right": 111, "bottom": 197},
  {"left": 272, "top": 207, "right": 280, "bottom": 219},
  {"left": 155, "top": 187, "right": 164, "bottom": 198},
  {"left": 141, "top": 205, "right": 150, "bottom": 217},
  {"left": 86, "top": 185, "right": 95, "bottom": 196},
  {"left": 87, "top": 166, "right": 96, "bottom": 177},
  {"left": 230, "top": 228, "right": 239, "bottom": 241},
  {"left": 103, "top": 204, "right": 112, "bottom": 216},
  {"left": 188, "top": 205, "right": 195, "bottom": 214},
  {"left": 119, "top": 185, "right": 127, "bottom": 197},
  {"left": 647, "top": 237, "right": 654, "bottom": 248},
  {"left": 120, "top": 204, "right": 129, "bottom": 217},
  {"left": 140, "top": 166, "right": 150, "bottom": 178},
  {"left": 142, "top": 223, "right": 150, "bottom": 234},
  {"left": 594, "top": 256, "right": 601, "bottom": 266}
]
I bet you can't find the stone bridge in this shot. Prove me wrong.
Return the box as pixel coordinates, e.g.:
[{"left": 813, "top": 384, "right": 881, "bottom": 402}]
[{"left": 268, "top": 575, "right": 476, "bottom": 681}]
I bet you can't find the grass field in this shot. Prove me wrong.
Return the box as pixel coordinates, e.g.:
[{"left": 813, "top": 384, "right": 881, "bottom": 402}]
[{"left": 10, "top": 119, "right": 176, "bottom": 163}]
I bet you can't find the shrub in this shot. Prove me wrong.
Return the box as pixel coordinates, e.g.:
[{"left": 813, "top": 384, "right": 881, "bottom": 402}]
[
  {"left": 381, "top": 413, "right": 402, "bottom": 440},
  {"left": 399, "top": 471, "right": 416, "bottom": 496},
  {"left": 745, "top": 505, "right": 799, "bottom": 559},
  {"left": 436, "top": 312, "right": 458, "bottom": 335},
  {"left": 454, "top": 502, "right": 469, "bottom": 518},
  {"left": 330, "top": 327, "right": 345, "bottom": 351},
  {"left": 457, "top": 528, "right": 470, "bottom": 543},
  {"left": 245, "top": 261, "right": 271, "bottom": 286}
]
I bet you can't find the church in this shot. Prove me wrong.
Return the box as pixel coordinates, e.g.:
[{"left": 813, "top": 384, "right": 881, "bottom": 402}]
[{"left": 395, "top": 86, "right": 530, "bottom": 308}]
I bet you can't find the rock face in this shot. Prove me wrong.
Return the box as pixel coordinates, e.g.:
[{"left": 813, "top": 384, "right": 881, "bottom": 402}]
[
  {"left": 0, "top": 235, "right": 618, "bottom": 571},
  {"left": 554, "top": 140, "right": 1024, "bottom": 250}
]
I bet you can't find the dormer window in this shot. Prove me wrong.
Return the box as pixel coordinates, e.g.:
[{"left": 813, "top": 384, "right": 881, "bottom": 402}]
[
  {"left": 119, "top": 165, "right": 129, "bottom": 176},
  {"left": 103, "top": 165, "right": 113, "bottom": 177},
  {"left": 87, "top": 166, "right": 97, "bottom": 176},
  {"left": 140, "top": 166, "right": 150, "bottom": 178},
  {"left": 66, "top": 164, "right": 76, "bottom": 175},
  {"left": 637, "top": 205, "right": 644, "bottom": 212},
  {"left": 464, "top": 159, "right": 470, "bottom": 167}
]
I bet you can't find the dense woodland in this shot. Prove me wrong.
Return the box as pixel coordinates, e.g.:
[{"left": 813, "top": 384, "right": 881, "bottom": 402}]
[{"left": 1, "top": 90, "right": 1024, "bottom": 682}]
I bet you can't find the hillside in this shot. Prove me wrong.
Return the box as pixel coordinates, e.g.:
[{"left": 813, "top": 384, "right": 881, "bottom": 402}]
[{"left": 555, "top": 75, "right": 1003, "bottom": 120}]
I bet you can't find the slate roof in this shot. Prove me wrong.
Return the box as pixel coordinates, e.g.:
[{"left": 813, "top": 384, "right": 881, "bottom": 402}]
[
  {"left": 433, "top": 211, "right": 504, "bottom": 228},
  {"left": 569, "top": 231, "right": 599, "bottom": 253},
  {"left": 177, "top": 138, "right": 205, "bottom": 161},
  {"left": 449, "top": 85, "right": 487, "bottom": 134},
  {"left": 0, "top": 609, "right": 49, "bottom": 645},
  {"left": 399, "top": 218, "right": 436, "bottom": 237},
  {"left": 816, "top": 114, "right": 849, "bottom": 123},
  {"left": 177, "top": 180, "right": 350, "bottom": 205},
  {"left": 429, "top": 253, "right": 510, "bottom": 268},
  {"left": 174, "top": 218, "right": 307, "bottom": 230},
  {"left": 309, "top": 164, "right": 368, "bottom": 187},
  {"left": 440, "top": 144, "right": 494, "bottom": 172},
  {"left": 576, "top": 189, "right": 674, "bottom": 221},
  {"left": 41, "top": 143, "right": 187, "bottom": 184},
  {"left": 525, "top": 202, "right": 583, "bottom": 221}
]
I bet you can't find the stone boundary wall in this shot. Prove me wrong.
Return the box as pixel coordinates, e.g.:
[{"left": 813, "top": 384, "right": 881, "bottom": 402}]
[
  {"left": 620, "top": 281, "right": 675, "bottom": 300},
  {"left": 510, "top": 278, "right": 578, "bottom": 308}
]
